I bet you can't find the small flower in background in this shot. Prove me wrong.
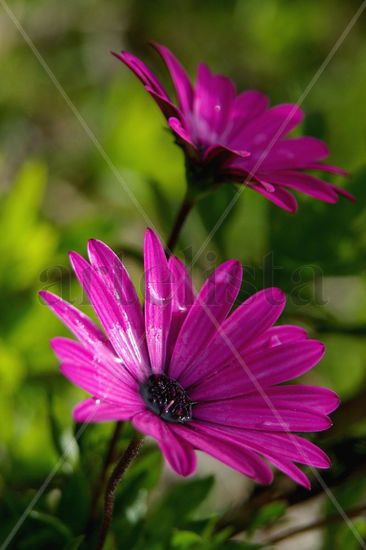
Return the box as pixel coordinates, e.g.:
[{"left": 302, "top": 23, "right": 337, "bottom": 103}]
[
  {"left": 41, "top": 230, "right": 338, "bottom": 488},
  {"left": 113, "top": 44, "right": 354, "bottom": 212}
]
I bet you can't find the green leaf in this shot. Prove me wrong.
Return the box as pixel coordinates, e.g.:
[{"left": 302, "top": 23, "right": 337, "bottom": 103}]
[
  {"left": 144, "top": 476, "right": 214, "bottom": 544},
  {"left": 248, "top": 501, "right": 287, "bottom": 533},
  {"left": 62, "top": 535, "right": 85, "bottom": 550},
  {"left": 29, "top": 510, "right": 72, "bottom": 540},
  {"left": 0, "top": 159, "right": 57, "bottom": 291},
  {"left": 172, "top": 529, "right": 203, "bottom": 548}
]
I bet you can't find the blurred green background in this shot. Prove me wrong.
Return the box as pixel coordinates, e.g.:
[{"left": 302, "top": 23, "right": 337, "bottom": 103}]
[{"left": 1, "top": 1, "right": 366, "bottom": 548}]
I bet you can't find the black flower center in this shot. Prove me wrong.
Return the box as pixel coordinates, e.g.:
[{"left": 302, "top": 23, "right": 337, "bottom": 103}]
[{"left": 140, "top": 374, "right": 193, "bottom": 424}]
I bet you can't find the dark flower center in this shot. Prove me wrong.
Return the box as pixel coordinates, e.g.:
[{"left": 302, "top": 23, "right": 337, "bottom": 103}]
[{"left": 140, "top": 374, "right": 193, "bottom": 424}]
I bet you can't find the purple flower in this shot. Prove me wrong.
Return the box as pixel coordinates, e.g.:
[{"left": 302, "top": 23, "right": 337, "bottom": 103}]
[
  {"left": 41, "top": 230, "right": 338, "bottom": 488},
  {"left": 113, "top": 44, "right": 354, "bottom": 212}
]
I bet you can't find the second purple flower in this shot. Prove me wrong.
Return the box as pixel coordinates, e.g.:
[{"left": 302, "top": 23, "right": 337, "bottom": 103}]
[{"left": 114, "top": 43, "right": 354, "bottom": 212}]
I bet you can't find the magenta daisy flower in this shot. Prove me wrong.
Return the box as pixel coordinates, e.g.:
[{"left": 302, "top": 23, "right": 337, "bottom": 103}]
[
  {"left": 40, "top": 230, "right": 338, "bottom": 488},
  {"left": 113, "top": 44, "right": 353, "bottom": 212}
]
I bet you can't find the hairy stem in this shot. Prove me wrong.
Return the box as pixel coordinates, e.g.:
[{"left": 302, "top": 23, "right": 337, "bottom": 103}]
[
  {"left": 97, "top": 437, "right": 144, "bottom": 550},
  {"left": 166, "top": 194, "right": 195, "bottom": 255},
  {"left": 85, "top": 421, "right": 124, "bottom": 538}
]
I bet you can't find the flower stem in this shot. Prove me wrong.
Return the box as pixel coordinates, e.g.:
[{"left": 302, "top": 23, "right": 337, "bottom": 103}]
[
  {"left": 96, "top": 437, "right": 144, "bottom": 550},
  {"left": 166, "top": 194, "right": 195, "bottom": 256},
  {"left": 85, "top": 421, "right": 124, "bottom": 538}
]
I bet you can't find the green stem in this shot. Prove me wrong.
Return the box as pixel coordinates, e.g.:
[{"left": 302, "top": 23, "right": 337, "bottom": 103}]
[{"left": 166, "top": 194, "right": 195, "bottom": 256}]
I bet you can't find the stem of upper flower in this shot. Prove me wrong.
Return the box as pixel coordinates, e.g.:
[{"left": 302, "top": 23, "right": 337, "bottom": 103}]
[
  {"left": 96, "top": 436, "right": 145, "bottom": 550},
  {"left": 166, "top": 193, "right": 195, "bottom": 256}
]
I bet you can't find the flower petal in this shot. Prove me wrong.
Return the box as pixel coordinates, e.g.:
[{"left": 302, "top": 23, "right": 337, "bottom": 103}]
[
  {"left": 269, "top": 457, "right": 311, "bottom": 489},
  {"left": 133, "top": 411, "right": 196, "bottom": 476},
  {"left": 230, "top": 104, "right": 304, "bottom": 150},
  {"left": 202, "top": 144, "right": 250, "bottom": 165},
  {"left": 69, "top": 251, "right": 149, "bottom": 380},
  {"left": 218, "top": 429, "right": 330, "bottom": 469},
  {"left": 328, "top": 182, "right": 356, "bottom": 201},
  {"left": 168, "top": 117, "right": 200, "bottom": 159},
  {"left": 113, "top": 50, "right": 169, "bottom": 99},
  {"left": 170, "top": 260, "right": 243, "bottom": 383},
  {"left": 183, "top": 288, "right": 286, "bottom": 388},
  {"left": 190, "top": 339, "right": 325, "bottom": 401},
  {"left": 174, "top": 422, "right": 273, "bottom": 484},
  {"left": 87, "top": 239, "right": 150, "bottom": 367},
  {"left": 194, "top": 398, "right": 332, "bottom": 432},
  {"left": 144, "top": 229, "right": 172, "bottom": 374},
  {"left": 231, "top": 90, "right": 269, "bottom": 125},
  {"left": 260, "top": 136, "right": 330, "bottom": 170},
  {"left": 145, "top": 86, "right": 182, "bottom": 119},
  {"left": 40, "top": 290, "right": 112, "bottom": 350},
  {"left": 166, "top": 256, "right": 194, "bottom": 360},
  {"left": 51, "top": 336, "right": 137, "bottom": 392},
  {"left": 151, "top": 42, "right": 193, "bottom": 113},
  {"left": 262, "top": 171, "right": 339, "bottom": 203},
  {"left": 193, "top": 63, "right": 236, "bottom": 141},
  {"left": 242, "top": 385, "right": 340, "bottom": 415},
  {"left": 73, "top": 398, "right": 137, "bottom": 423},
  {"left": 307, "top": 162, "right": 349, "bottom": 177},
  {"left": 252, "top": 184, "right": 298, "bottom": 212},
  {"left": 245, "top": 324, "right": 308, "bottom": 354}
]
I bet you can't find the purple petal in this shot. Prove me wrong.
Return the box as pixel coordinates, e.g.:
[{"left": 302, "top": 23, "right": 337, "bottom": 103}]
[
  {"left": 51, "top": 336, "right": 138, "bottom": 393},
  {"left": 232, "top": 90, "right": 269, "bottom": 122},
  {"left": 61, "top": 360, "right": 144, "bottom": 408},
  {"left": 168, "top": 117, "right": 200, "bottom": 159},
  {"left": 230, "top": 103, "right": 304, "bottom": 150},
  {"left": 252, "top": 183, "right": 298, "bottom": 212},
  {"left": 151, "top": 42, "right": 193, "bottom": 113},
  {"left": 245, "top": 324, "right": 308, "bottom": 354},
  {"left": 202, "top": 144, "right": 250, "bottom": 165},
  {"left": 193, "top": 63, "right": 236, "bottom": 142},
  {"left": 133, "top": 411, "right": 197, "bottom": 476},
  {"left": 40, "top": 290, "right": 112, "bottom": 350},
  {"left": 113, "top": 50, "right": 169, "bottom": 100},
  {"left": 269, "top": 457, "right": 311, "bottom": 489},
  {"left": 239, "top": 338, "right": 326, "bottom": 384},
  {"left": 194, "top": 398, "right": 332, "bottom": 432},
  {"left": 190, "top": 339, "right": 325, "bottom": 401},
  {"left": 260, "top": 137, "right": 330, "bottom": 170},
  {"left": 261, "top": 171, "right": 339, "bottom": 203},
  {"left": 87, "top": 239, "right": 150, "bottom": 367},
  {"left": 227, "top": 429, "right": 330, "bottom": 468},
  {"left": 328, "top": 182, "right": 356, "bottom": 201},
  {"left": 114, "top": 51, "right": 182, "bottom": 120},
  {"left": 169, "top": 260, "right": 243, "bottom": 383},
  {"left": 73, "top": 398, "right": 138, "bottom": 423},
  {"left": 144, "top": 229, "right": 172, "bottom": 374},
  {"left": 145, "top": 86, "right": 182, "bottom": 120},
  {"left": 166, "top": 256, "right": 195, "bottom": 361},
  {"left": 182, "top": 288, "right": 286, "bottom": 388},
  {"left": 242, "top": 385, "right": 340, "bottom": 415},
  {"left": 174, "top": 422, "right": 273, "bottom": 484},
  {"left": 226, "top": 90, "right": 269, "bottom": 141},
  {"left": 69, "top": 251, "right": 150, "bottom": 380},
  {"left": 180, "top": 423, "right": 328, "bottom": 487},
  {"left": 307, "top": 162, "right": 349, "bottom": 177}
]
